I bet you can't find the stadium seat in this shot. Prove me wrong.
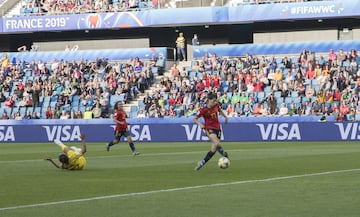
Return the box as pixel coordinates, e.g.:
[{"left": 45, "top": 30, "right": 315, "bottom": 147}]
[
  {"left": 110, "top": 94, "right": 125, "bottom": 106},
  {"left": 130, "top": 105, "right": 138, "bottom": 113},
  {"left": 32, "top": 7, "right": 39, "bottom": 13},
  {"left": 34, "top": 107, "right": 41, "bottom": 114},
  {"left": 72, "top": 95, "right": 80, "bottom": 107},
  {"left": 25, "top": 70, "right": 33, "bottom": 77},
  {"left": 138, "top": 1, "right": 148, "bottom": 8},
  {"left": 42, "top": 96, "right": 50, "bottom": 108},
  {"left": 151, "top": 67, "right": 159, "bottom": 76},
  {"left": 189, "top": 71, "right": 197, "bottom": 78},
  {"left": 274, "top": 91, "right": 281, "bottom": 98},
  {"left": 18, "top": 107, "right": 27, "bottom": 117},
  {"left": 291, "top": 91, "right": 299, "bottom": 98},
  {"left": 342, "top": 60, "right": 350, "bottom": 70},
  {"left": 130, "top": 111, "right": 138, "bottom": 118}
]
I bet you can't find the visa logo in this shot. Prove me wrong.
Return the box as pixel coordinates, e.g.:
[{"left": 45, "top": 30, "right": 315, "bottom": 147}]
[
  {"left": 110, "top": 125, "right": 151, "bottom": 141},
  {"left": 42, "top": 125, "right": 82, "bottom": 141},
  {"left": 256, "top": 123, "right": 301, "bottom": 140},
  {"left": 0, "top": 126, "right": 15, "bottom": 141},
  {"left": 335, "top": 123, "right": 360, "bottom": 140},
  {"left": 181, "top": 124, "right": 224, "bottom": 141}
]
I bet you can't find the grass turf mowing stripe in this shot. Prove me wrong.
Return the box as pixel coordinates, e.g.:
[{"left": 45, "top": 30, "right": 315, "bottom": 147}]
[{"left": 1, "top": 168, "right": 359, "bottom": 212}]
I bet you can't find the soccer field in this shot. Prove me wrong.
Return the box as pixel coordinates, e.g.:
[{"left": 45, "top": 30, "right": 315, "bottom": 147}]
[{"left": 1, "top": 141, "right": 360, "bottom": 217}]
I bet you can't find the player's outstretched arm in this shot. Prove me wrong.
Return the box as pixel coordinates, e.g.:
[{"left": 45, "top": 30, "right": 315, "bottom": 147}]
[
  {"left": 80, "top": 133, "right": 87, "bottom": 155},
  {"left": 44, "top": 157, "right": 61, "bottom": 169},
  {"left": 219, "top": 109, "right": 228, "bottom": 124}
]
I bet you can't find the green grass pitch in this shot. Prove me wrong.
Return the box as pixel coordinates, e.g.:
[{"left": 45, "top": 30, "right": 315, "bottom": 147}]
[{"left": 1, "top": 141, "right": 360, "bottom": 217}]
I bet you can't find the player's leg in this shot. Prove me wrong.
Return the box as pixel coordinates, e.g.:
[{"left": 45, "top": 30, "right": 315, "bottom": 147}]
[
  {"left": 106, "top": 131, "right": 120, "bottom": 151},
  {"left": 54, "top": 139, "right": 69, "bottom": 153},
  {"left": 214, "top": 130, "right": 228, "bottom": 158},
  {"left": 194, "top": 132, "right": 219, "bottom": 171},
  {"left": 125, "top": 131, "right": 139, "bottom": 156}
]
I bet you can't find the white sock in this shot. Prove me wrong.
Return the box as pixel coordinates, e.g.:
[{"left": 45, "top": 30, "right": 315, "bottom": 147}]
[
  {"left": 71, "top": 146, "right": 82, "bottom": 155},
  {"left": 54, "top": 139, "right": 64, "bottom": 147}
]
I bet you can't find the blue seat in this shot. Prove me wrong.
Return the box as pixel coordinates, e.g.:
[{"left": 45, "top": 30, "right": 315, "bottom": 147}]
[
  {"left": 42, "top": 96, "right": 50, "bottom": 107},
  {"left": 72, "top": 95, "right": 80, "bottom": 107},
  {"left": 139, "top": 104, "right": 145, "bottom": 111},
  {"left": 4, "top": 107, "right": 12, "bottom": 116},
  {"left": 162, "top": 93, "right": 169, "bottom": 100},
  {"left": 110, "top": 94, "right": 125, "bottom": 106},
  {"left": 151, "top": 67, "right": 158, "bottom": 76},
  {"left": 130, "top": 111, "right": 138, "bottom": 118},
  {"left": 189, "top": 71, "right": 197, "bottom": 78},
  {"left": 274, "top": 91, "right": 281, "bottom": 98},
  {"left": 291, "top": 91, "right": 298, "bottom": 98},
  {"left": 18, "top": 107, "right": 27, "bottom": 117},
  {"left": 34, "top": 106, "right": 41, "bottom": 114},
  {"left": 285, "top": 96, "right": 301, "bottom": 104},
  {"left": 138, "top": 1, "right": 148, "bottom": 8},
  {"left": 130, "top": 105, "right": 138, "bottom": 113}
]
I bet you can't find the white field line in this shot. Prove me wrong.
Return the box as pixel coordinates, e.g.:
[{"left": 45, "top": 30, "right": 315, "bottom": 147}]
[
  {"left": 1, "top": 168, "right": 359, "bottom": 211},
  {"left": 0, "top": 150, "right": 241, "bottom": 164}
]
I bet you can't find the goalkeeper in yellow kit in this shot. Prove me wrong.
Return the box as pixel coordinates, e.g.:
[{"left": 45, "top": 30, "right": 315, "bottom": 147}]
[{"left": 44, "top": 133, "right": 87, "bottom": 170}]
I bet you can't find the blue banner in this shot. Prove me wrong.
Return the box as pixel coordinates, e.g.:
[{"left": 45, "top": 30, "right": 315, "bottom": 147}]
[
  {"left": 1, "top": 0, "right": 358, "bottom": 33},
  {"left": 1, "top": 117, "right": 360, "bottom": 143},
  {"left": 193, "top": 41, "right": 360, "bottom": 58},
  {"left": 228, "top": 0, "right": 357, "bottom": 22},
  {"left": 2, "top": 47, "right": 167, "bottom": 63}
]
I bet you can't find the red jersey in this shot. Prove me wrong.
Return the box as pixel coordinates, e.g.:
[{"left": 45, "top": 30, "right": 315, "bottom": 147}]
[
  {"left": 114, "top": 109, "right": 128, "bottom": 131},
  {"left": 195, "top": 102, "right": 221, "bottom": 130}
]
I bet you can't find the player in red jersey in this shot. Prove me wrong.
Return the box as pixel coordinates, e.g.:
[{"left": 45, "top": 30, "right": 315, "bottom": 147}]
[
  {"left": 193, "top": 92, "right": 228, "bottom": 170},
  {"left": 106, "top": 101, "right": 139, "bottom": 156}
]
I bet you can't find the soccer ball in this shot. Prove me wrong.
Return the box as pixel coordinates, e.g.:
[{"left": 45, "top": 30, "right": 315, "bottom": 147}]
[{"left": 218, "top": 157, "right": 230, "bottom": 169}]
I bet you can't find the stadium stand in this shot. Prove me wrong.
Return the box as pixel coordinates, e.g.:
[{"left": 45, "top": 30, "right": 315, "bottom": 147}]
[
  {"left": 0, "top": 0, "right": 358, "bottom": 122},
  {"left": 0, "top": 39, "right": 359, "bottom": 120}
]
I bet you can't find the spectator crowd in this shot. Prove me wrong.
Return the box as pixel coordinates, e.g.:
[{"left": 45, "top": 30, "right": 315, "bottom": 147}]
[
  {"left": 1, "top": 46, "right": 359, "bottom": 122},
  {"left": 137, "top": 48, "right": 360, "bottom": 122},
  {"left": 0, "top": 53, "right": 160, "bottom": 120}
]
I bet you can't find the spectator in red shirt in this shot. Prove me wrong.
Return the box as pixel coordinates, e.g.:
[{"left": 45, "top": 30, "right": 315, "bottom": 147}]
[
  {"left": 174, "top": 92, "right": 183, "bottom": 106},
  {"left": 305, "top": 64, "right": 316, "bottom": 80},
  {"left": 328, "top": 48, "right": 337, "bottom": 62},
  {"left": 203, "top": 73, "right": 211, "bottom": 89},
  {"left": 253, "top": 79, "right": 264, "bottom": 92},
  {"left": 339, "top": 101, "right": 350, "bottom": 115},
  {"left": 167, "top": 95, "right": 176, "bottom": 106},
  {"left": 336, "top": 112, "right": 347, "bottom": 122},
  {"left": 212, "top": 73, "right": 221, "bottom": 89},
  {"left": 196, "top": 78, "right": 205, "bottom": 93},
  {"left": 4, "top": 96, "right": 14, "bottom": 108},
  {"left": 333, "top": 88, "right": 342, "bottom": 102},
  {"left": 17, "top": 80, "right": 25, "bottom": 91},
  {"left": 170, "top": 63, "right": 180, "bottom": 78}
]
